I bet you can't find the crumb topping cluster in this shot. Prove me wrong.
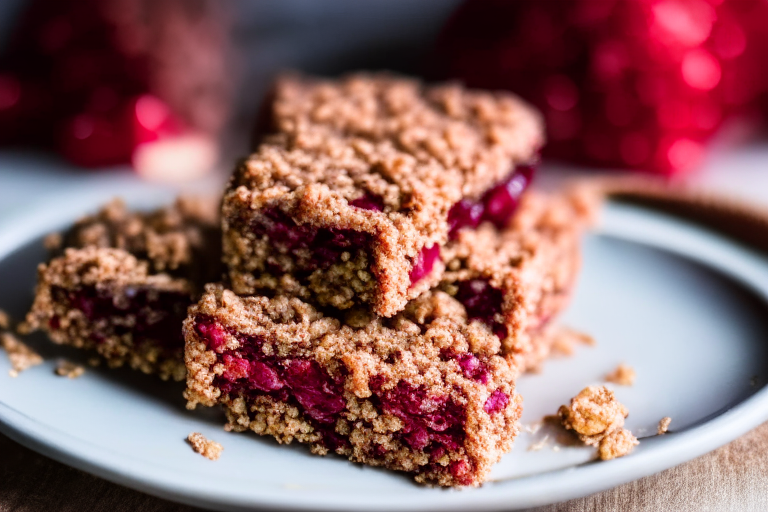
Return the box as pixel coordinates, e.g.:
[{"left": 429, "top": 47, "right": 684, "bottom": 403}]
[
  {"left": 187, "top": 432, "right": 223, "bottom": 461},
  {"left": 558, "top": 385, "right": 638, "bottom": 460}
]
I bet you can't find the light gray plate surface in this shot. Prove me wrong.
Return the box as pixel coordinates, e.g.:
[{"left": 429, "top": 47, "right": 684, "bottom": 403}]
[{"left": 1, "top": 184, "right": 767, "bottom": 511}]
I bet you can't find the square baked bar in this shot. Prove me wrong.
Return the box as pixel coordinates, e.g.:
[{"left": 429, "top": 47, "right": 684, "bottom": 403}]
[
  {"left": 223, "top": 74, "right": 543, "bottom": 317},
  {"left": 26, "top": 197, "right": 221, "bottom": 380},
  {"left": 184, "top": 285, "right": 522, "bottom": 487},
  {"left": 441, "top": 190, "right": 594, "bottom": 371}
]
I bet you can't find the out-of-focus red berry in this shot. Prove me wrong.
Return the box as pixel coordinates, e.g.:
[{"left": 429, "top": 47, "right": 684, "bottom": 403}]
[{"left": 434, "top": 0, "right": 768, "bottom": 175}]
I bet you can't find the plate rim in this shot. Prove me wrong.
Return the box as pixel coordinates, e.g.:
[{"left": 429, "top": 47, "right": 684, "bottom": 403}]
[{"left": 1, "top": 187, "right": 768, "bottom": 511}]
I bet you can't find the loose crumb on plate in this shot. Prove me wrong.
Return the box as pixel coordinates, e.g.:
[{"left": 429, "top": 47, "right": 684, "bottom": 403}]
[
  {"left": 558, "top": 385, "right": 638, "bottom": 460},
  {"left": 527, "top": 434, "right": 550, "bottom": 452},
  {"left": 187, "top": 432, "right": 223, "bottom": 461},
  {"left": 87, "top": 357, "right": 101, "bottom": 368},
  {"left": 1, "top": 332, "right": 43, "bottom": 377},
  {"left": 657, "top": 416, "right": 672, "bottom": 435},
  {"left": 598, "top": 428, "right": 640, "bottom": 461},
  {"left": 55, "top": 360, "right": 85, "bottom": 378},
  {"left": 605, "top": 363, "right": 636, "bottom": 386},
  {"left": 550, "top": 326, "right": 596, "bottom": 357}
]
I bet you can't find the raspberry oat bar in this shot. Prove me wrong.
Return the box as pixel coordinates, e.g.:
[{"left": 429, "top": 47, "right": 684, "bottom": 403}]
[
  {"left": 223, "top": 74, "right": 543, "bottom": 317},
  {"left": 184, "top": 285, "right": 522, "bottom": 486},
  {"left": 26, "top": 198, "right": 221, "bottom": 380},
  {"left": 441, "top": 190, "right": 594, "bottom": 371}
]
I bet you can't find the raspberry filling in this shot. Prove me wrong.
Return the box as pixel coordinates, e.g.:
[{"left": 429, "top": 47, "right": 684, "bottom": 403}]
[
  {"left": 196, "top": 316, "right": 472, "bottom": 458},
  {"left": 483, "top": 389, "right": 510, "bottom": 415},
  {"left": 51, "top": 285, "right": 191, "bottom": 350},
  {"left": 455, "top": 279, "right": 507, "bottom": 339},
  {"left": 196, "top": 316, "right": 348, "bottom": 449},
  {"left": 250, "top": 207, "right": 373, "bottom": 273},
  {"left": 371, "top": 378, "right": 466, "bottom": 454},
  {"left": 449, "top": 164, "right": 535, "bottom": 238},
  {"left": 409, "top": 244, "right": 440, "bottom": 286},
  {"left": 349, "top": 194, "right": 384, "bottom": 211}
]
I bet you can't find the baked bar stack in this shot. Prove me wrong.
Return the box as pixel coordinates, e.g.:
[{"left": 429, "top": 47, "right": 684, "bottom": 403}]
[
  {"left": 26, "top": 198, "right": 221, "bottom": 380},
  {"left": 26, "top": 73, "right": 590, "bottom": 486},
  {"left": 185, "top": 74, "right": 589, "bottom": 486},
  {"left": 223, "top": 74, "right": 543, "bottom": 317}
]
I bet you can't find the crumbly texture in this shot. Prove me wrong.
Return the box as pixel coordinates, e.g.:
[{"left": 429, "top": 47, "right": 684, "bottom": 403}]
[
  {"left": 1, "top": 332, "right": 43, "bottom": 377},
  {"left": 598, "top": 428, "right": 639, "bottom": 461},
  {"left": 224, "top": 74, "right": 544, "bottom": 317},
  {"left": 606, "top": 364, "right": 636, "bottom": 386},
  {"left": 441, "top": 190, "right": 595, "bottom": 371},
  {"left": 55, "top": 360, "right": 85, "bottom": 378},
  {"left": 558, "top": 385, "right": 638, "bottom": 460},
  {"left": 52, "top": 196, "right": 222, "bottom": 288},
  {"left": 26, "top": 247, "right": 191, "bottom": 381},
  {"left": 187, "top": 432, "right": 223, "bottom": 461},
  {"left": 549, "top": 326, "right": 596, "bottom": 357},
  {"left": 269, "top": 73, "right": 543, "bottom": 198},
  {"left": 184, "top": 285, "right": 522, "bottom": 487},
  {"left": 27, "top": 197, "right": 222, "bottom": 381},
  {"left": 658, "top": 417, "right": 672, "bottom": 435}
]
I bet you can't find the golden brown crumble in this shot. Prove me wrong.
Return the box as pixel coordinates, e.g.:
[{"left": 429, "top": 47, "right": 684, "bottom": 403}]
[
  {"left": 55, "top": 360, "right": 85, "bottom": 378},
  {"left": 0, "top": 309, "right": 9, "bottom": 330},
  {"left": 605, "top": 364, "right": 636, "bottom": 386},
  {"left": 271, "top": 73, "right": 544, "bottom": 198},
  {"left": 55, "top": 196, "right": 222, "bottom": 288},
  {"left": 598, "top": 428, "right": 639, "bottom": 461},
  {"left": 558, "top": 385, "right": 638, "bottom": 460},
  {"left": 658, "top": 417, "right": 672, "bottom": 435},
  {"left": 1, "top": 332, "right": 43, "bottom": 377},
  {"left": 548, "top": 326, "right": 596, "bottom": 357},
  {"left": 187, "top": 432, "right": 223, "bottom": 461}
]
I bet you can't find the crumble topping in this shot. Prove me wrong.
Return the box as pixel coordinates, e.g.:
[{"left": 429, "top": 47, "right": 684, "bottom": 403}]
[
  {"left": 658, "top": 417, "right": 672, "bottom": 435},
  {"left": 605, "top": 364, "right": 636, "bottom": 386},
  {"left": 558, "top": 385, "right": 638, "bottom": 460},
  {"left": 187, "top": 432, "right": 223, "bottom": 461},
  {"left": 0, "top": 309, "right": 9, "bottom": 330},
  {"left": 1, "top": 332, "right": 43, "bottom": 377},
  {"left": 55, "top": 360, "right": 85, "bottom": 378},
  {"left": 271, "top": 73, "right": 544, "bottom": 198},
  {"left": 55, "top": 196, "right": 222, "bottom": 287}
]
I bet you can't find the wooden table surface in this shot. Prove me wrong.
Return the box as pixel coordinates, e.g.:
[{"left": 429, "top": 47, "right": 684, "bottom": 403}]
[{"left": 3, "top": 423, "right": 768, "bottom": 512}]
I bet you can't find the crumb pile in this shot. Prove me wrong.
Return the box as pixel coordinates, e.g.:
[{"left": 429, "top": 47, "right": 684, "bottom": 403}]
[
  {"left": 606, "top": 364, "right": 636, "bottom": 386},
  {"left": 558, "top": 385, "right": 638, "bottom": 461},
  {"left": 187, "top": 432, "right": 223, "bottom": 461},
  {"left": 0, "top": 309, "right": 43, "bottom": 378},
  {"left": 1, "top": 332, "right": 43, "bottom": 378},
  {"left": 55, "top": 360, "right": 85, "bottom": 379}
]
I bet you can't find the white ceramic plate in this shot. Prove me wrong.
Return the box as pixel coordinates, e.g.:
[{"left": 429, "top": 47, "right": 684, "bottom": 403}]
[{"left": 1, "top": 183, "right": 768, "bottom": 512}]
